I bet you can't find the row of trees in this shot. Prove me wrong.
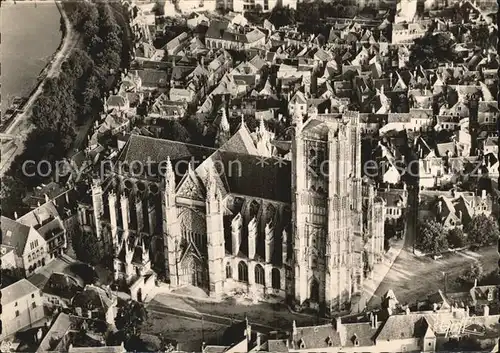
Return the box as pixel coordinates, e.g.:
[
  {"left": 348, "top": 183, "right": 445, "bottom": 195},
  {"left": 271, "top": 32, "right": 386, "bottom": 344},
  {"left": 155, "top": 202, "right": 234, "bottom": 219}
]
[
  {"left": 409, "top": 32, "right": 458, "bottom": 69},
  {"left": 2, "top": 2, "right": 127, "bottom": 218},
  {"left": 416, "top": 214, "right": 500, "bottom": 254}
]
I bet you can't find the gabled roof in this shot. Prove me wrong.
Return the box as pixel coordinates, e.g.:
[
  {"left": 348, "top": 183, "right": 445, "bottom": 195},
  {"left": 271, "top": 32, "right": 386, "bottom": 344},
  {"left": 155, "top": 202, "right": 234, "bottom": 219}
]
[
  {"left": 1, "top": 279, "right": 39, "bottom": 305},
  {"left": 1, "top": 216, "right": 35, "bottom": 256}
]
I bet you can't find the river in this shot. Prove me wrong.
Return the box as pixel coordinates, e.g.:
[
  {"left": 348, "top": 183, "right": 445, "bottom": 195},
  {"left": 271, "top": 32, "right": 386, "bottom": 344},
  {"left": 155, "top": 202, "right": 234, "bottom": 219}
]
[{"left": 1, "top": 1, "right": 62, "bottom": 115}]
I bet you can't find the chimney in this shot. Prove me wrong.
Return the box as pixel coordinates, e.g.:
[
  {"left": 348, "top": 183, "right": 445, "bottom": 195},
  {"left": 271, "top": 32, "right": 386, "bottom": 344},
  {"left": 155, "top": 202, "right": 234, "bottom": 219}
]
[
  {"left": 14, "top": 211, "right": 18, "bottom": 220},
  {"left": 44, "top": 194, "right": 49, "bottom": 203},
  {"left": 374, "top": 314, "right": 378, "bottom": 327},
  {"left": 256, "top": 332, "right": 262, "bottom": 350},
  {"left": 474, "top": 278, "right": 478, "bottom": 288},
  {"left": 484, "top": 304, "right": 489, "bottom": 317},
  {"left": 292, "top": 320, "right": 297, "bottom": 336},
  {"left": 481, "top": 189, "right": 486, "bottom": 199},
  {"left": 458, "top": 210, "right": 462, "bottom": 221},
  {"left": 438, "top": 200, "right": 443, "bottom": 214}
]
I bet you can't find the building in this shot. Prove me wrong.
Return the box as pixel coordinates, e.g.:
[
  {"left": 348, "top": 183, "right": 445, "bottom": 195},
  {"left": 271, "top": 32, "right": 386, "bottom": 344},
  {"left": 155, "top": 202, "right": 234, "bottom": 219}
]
[
  {"left": 1, "top": 279, "right": 45, "bottom": 339},
  {"left": 71, "top": 285, "right": 118, "bottom": 327},
  {"left": 42, "top": 272, "right": 83, "bottom": 309},
  {"left": 85, "top": 109, "right": 374, "bottom": 314},
  {"left": 1, "top": 216, "right": 50, "bottom": 276}
]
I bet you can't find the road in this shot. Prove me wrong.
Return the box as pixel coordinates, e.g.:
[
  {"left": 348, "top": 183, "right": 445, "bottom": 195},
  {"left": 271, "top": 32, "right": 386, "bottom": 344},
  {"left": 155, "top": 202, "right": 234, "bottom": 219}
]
[{"left": 0, "top": 0, "right": 80, "bottom": 176}]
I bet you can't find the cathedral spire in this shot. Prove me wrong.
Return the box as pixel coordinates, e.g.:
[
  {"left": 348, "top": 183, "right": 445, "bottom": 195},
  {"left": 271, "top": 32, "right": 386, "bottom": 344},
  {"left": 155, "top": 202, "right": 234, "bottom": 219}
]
[{"left": 165, "top": 156, "right": 175, "bottom": 193}]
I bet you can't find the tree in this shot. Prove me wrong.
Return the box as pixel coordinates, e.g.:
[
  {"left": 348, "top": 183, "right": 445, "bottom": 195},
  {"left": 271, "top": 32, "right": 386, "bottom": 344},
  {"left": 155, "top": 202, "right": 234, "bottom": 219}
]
[
  {"left": 410, "top": 33, "right": 457, "bottom": 69},
  {"left": 0, "top": 175, "right": 29, "bottom": 218},
  {"left": 115, "top": 300, "right": 148, "bottom": 349},
  {"left": 72, "top": 230, "right": 103, "bottom": 266},
  {"left": 416, "top": 218, "right": 448, "bottom": 254},
  {"left": 446, "top": 227, "right": 467, "bottom": 249},
  {"left": 466, "top": 214, "right": 500, "bottom": 247},
  {"left": 459, "top": 262, "right": 484, "bottom": 285}
]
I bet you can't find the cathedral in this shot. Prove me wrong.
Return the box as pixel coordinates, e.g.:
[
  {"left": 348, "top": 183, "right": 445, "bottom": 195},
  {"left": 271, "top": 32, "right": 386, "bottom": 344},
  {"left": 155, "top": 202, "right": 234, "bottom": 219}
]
[{"left": 86, "top": 110, "right": 385, "bottom": 314}]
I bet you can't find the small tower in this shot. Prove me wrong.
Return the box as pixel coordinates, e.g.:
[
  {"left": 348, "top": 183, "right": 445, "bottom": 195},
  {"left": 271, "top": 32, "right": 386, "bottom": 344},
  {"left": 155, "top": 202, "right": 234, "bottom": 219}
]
[
  {"left": 216, "top": 107, "right": 231, "bottom": 147},
  {"left": 265, "top": 220, "right": 274, "bottom": 263},
  {"left": 108, "top": 191, "right": 119, "bottom": 251},
  {"left": 91, "top": 179, "right": 104, "bottom": 241},
  {"left": 162, "top": 157, "right": 180, "bottom": 285},
  {"left": 248, "top": 216, "right": 258, "bottom": 260},
  {"left": 231, "top": 213, "right": 242, "bottom": 256},
  {"left": 206, "top": 168, "right": 225, "bottom": 298}
]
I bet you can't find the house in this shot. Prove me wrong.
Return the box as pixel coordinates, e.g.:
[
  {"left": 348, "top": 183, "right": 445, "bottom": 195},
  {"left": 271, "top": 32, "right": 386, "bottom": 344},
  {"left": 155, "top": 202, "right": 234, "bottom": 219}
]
[
  {"left": 482, "top": 136, "right": 498, "bottom": 155},
  {"left": 392, "top": 22, "right": 428, "bottom": 44},
  {"left": 163, "top": 32, "right": 190, "bottom": 56},
  {"left": 17, "top": 201, "right": 68, "bottom": 261},
  {"left": 187, "top": 13, "right": 210, "bottom": 29},
  {"left": 105, "top": 94, "right": 130, "bottom": 112},
  {"left": 205, "top": 21, "right": 266, "bottom": 51},
  {"left": 477, "top": 100, "right": 499, "bottom": 129},
  {"left": 72, "top": 285, "right": 117, "bottom": 327},
  {"left": 1, "top": 279, "right": 45, "bottom": 339},
  {"left": 1, "top": 216, "right": 50, "bottom": 276},
  {"left": 42, "top": 272, "right": 83, "bottom": 309},
  {"left": 35, "top": 312, "right": 122, "bottom": 353},
  {"left": 378, "top": 187, "right": 408, "bottom": 221}
]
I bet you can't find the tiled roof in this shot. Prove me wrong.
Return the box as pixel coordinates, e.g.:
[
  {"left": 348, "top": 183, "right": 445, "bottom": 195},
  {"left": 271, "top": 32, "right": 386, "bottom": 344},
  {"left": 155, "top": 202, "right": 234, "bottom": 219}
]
[
  {"left": 214, "top": 151, "right": 291, "bottom": 203},
  {"left": 1, "top": 216, "right": 32, "bottom": 256},
  {"left": 68, "top": 345, "right": 126, "bottom": 353},
  {"left": 1, "top": 279, "right": 39, "bottom": 305},
  {"left": 343, "top": 322, "right": 377, "bottom": 347},
  {"left": 117, "top": 135, "right": 215, "bottom": 182},
  {"left": 292, "top": 324, "right": 342, "bottom": 349},
  {"left": 42, "top": 272, "right": 83, "bottom": 300},
  {"left": 135, "top": 69, "right": 169, "bottom": 87},
  {"left": 376, "top": 315, "right": 430, "bottom": 341},
  {"left": 72, "top": 285, "right": 115, "bottom": 312},
  {"left": 219, "top": 124, "right": 259, "bottom": 156},
  {"left": 267, "top": 339, "right": 289, "bottom": 352}
]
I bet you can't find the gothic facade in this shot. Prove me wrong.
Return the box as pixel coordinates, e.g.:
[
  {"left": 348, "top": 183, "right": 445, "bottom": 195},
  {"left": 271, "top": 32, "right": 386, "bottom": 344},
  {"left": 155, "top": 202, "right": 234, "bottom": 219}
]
[{"left": 89, "top": 111, "right": 384, "bottom": 313}]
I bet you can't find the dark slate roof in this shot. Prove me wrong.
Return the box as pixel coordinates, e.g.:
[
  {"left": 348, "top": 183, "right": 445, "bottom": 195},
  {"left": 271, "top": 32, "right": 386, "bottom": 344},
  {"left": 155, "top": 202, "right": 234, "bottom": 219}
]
[
  {"left": 42, "top": 273, "right": 83, "bottom": 300},
  {"left": 214, "top": 151, "right": 291, "bottom": 203},
  {"left": 343, "top": 322, "right": 377, "bottom": 347},
  {"left": 292, "top": 324, "right": 342, "bottom": 349},
  {"left": 117, "top": 135, "right": 216, "bottom": 182},
  {"left": 135, "top": 69, "right": 169, "bottom": 87}
]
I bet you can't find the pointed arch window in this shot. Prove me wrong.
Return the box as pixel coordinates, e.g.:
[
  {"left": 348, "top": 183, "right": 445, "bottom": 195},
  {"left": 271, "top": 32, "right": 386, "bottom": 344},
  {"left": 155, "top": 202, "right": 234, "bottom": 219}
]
[
  {"left": 272, "top": 268, "right": 281, "bottom": 289},
  {"left": 255, "top": 264, "right": 265, "bottom": 285},
  {"left": 226, "top": 262, "right": 232, "bottom": 279},
  {"left": 238, "top": 261, "right": 248, "bottom": 283},
  {"left": 310, "top": 278, "right": 320, "bottom": 302}
]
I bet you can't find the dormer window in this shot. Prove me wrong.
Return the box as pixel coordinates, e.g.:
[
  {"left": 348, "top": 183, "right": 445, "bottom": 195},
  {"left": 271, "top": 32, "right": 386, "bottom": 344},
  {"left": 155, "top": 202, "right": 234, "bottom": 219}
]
[
  {"left": 487, "top": 289, "right": 494, "bottom": 301},
  {"left": 299, "top": 338, "right": 306, "bottom": 349},
  {"left": 326, "top": 336, "right": 333, "bottom": 347},
  {"left": 352, "top": 334, "right": 359, "bottom": 347}
]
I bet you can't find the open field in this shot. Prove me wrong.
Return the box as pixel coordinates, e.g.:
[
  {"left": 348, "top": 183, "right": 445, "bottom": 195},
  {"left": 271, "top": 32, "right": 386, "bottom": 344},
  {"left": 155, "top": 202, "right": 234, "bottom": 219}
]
[
  {"left": 141, "top": 312, "right": 226, "bottom": 351},
  {"left": 366, "top": 246, "right": 499, "bottom": 309},
  {"left": 149, "top": 290, "right": 326, "bottom": 331}
]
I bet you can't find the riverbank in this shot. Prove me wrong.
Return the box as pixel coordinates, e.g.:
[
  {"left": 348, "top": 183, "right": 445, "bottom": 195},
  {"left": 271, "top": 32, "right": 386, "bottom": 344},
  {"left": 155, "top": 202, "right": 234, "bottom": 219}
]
[
  {"left": 0, "top": 0, "right": 62, "bottom": 116},
  {"left": 1, "top": 0, "right": 80, "bottom": 176}
]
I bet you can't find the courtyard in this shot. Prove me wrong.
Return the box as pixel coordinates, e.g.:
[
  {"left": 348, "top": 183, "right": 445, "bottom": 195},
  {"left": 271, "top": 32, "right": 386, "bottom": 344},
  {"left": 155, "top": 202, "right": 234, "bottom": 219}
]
[
  {"left": 140, "top": 312, "right": 226, "bottom": 352},
  {"left": 366, "top": 246, "right": 499, "bottom": 309},
  {"left": 147, "top": 289, "right": 327, "bottom": 332}
]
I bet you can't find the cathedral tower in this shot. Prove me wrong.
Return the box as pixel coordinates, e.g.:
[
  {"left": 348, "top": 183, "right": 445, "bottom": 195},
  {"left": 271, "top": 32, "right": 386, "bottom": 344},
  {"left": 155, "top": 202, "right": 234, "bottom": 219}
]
[{"left": 292, "top": 111, "right": 362, "bottom": 313}]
